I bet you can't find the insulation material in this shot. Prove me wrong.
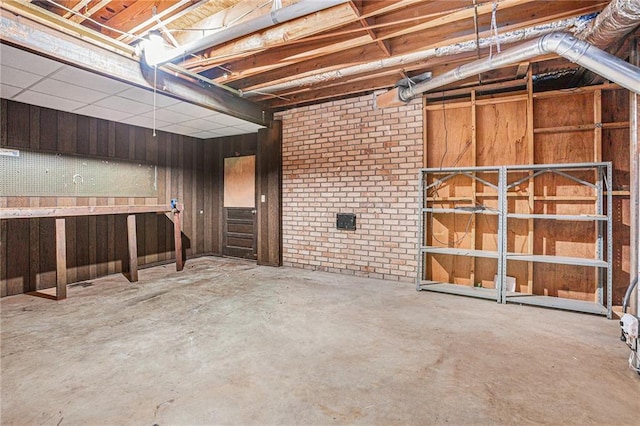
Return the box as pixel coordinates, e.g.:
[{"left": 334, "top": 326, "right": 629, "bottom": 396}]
[{"left": 578, "top": 0, "right": 640, "bottom": 48}]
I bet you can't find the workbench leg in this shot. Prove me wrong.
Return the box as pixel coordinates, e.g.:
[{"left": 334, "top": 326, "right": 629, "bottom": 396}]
[
  {"left": 173, "top": 208, "right": 184, "bottom": 272},
  {"left": 55, "top": 218, "right": 67, "bottom": 300},
  {"left": 127, "top": 214, "right": 138, "bottom": 282}
]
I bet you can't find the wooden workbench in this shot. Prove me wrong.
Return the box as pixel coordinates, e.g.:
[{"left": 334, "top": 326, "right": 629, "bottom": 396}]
[{"left": 0, "top": 204, "right": 184, "bottom": 300}]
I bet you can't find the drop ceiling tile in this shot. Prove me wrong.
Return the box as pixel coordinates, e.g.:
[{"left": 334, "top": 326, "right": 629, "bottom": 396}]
[
  {"left": 164, "top": 102, "right": 221, "bottom": 118},
  {"left": 74, "top": 105, "right": 133, "bottom": 122},
  {"left": 118, "top": 86, "right": 181, "bottom": 107},
  {"left": 195, "top": 131, "right": 226, "bottom": 139},
  {"left": 13, "top": 90, "right": 85, "bottom": 112},
  {"left": 120, "top": 115, "right": 171, "bottom": 130},
  {"left": 180, "top": 118, "right": 228, "bottom": 131},
  {"left": 211, "top": 114, "right": 248, "bottom": 127},
  {"left": 1, "top": 84, "right": 23, "bottom": 99},
  {"left": 0, "top": 65, "right": 44, "bottom": 88},
  {"left": 30, "top": 79, "right": 106, "bottom": 104},
  {"left": 94, "top": 95, "right": 154, "bottom": 115},
  {"left": 211, "top": 126, "right": 247, "bottom": 136},
  {"left": 233, "top": 122, "right": 264, "bottom": 132},
  {"left": 0, "top": 44, "right": 64, "bottom": 76},
  {"left": 157, "top": 123, "right": 200, "bottom": 135},
  {"left": 141, "top": 107, "right": 192, "bottom": 124},
  {"left": 51, "top": 66, "right": 132, "bottom": 94}
]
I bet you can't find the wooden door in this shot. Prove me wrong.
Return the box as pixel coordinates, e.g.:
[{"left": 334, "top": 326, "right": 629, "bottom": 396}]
[{"left": 223, "top": 155, "right": 256, "bottom": 259}]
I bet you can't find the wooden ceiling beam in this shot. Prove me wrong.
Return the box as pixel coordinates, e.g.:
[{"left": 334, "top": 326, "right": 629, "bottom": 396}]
[
  {"left": 348, "top": 0, "right": 391, "bottom": 57},
  {"left": 235, "top": 1, "right": 607, "bottom": 94},
  {"left": 68, "top": 0, "right": 111, "bottom": 23},
  {"left": 211, "top": 0, "right": 550, "bottom": 86},
  {"left": 61, "top": 0, "right": 91, "bottom": 18},
  {"left": 94, "top": 0, "right": 185, "bottom": 39},
  {"left": 180, "top": 2, "right": 361, "bottom": 71},
  {"left": 115, "top": 0, "right": 200, "bottom": 42}
]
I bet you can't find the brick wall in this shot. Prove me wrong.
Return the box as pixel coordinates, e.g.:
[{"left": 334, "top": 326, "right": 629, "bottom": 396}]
[{"left": 275, "top": 94, "right": 423, "bottom": 282}]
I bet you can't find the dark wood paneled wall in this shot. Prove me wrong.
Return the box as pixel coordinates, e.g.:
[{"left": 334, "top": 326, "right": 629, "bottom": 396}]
[
  {"left": 0, "top": 99, "right": 283, "bottom": 297},
  {"left": 257, "top": 121, "right": 282, "bottom": 266}
]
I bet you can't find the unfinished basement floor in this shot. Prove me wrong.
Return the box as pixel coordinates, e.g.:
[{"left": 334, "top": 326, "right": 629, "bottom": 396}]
[{"left": 1, "top": 257, "right": 639, "bottom": 425}]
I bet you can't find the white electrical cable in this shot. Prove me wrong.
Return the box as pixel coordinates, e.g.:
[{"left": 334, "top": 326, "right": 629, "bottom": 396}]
[{"left": 489, "top": 2, "right": 502, "bottom": 59}]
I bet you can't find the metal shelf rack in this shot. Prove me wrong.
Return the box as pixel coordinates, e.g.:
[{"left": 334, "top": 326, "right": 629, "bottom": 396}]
[{"left": 417, "top": 162, "right": 613, "bottom": 317}]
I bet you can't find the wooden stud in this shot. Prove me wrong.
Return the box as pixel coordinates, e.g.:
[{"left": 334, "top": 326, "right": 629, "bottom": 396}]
[
  {"left": 470, "top": 90, "right": 477, "bottom": 287},
  {"left": 526, "top": 67, "right": 534, "bottom": 294},
  {"left": 55, "top": 218, "right": 67, "bottom": 300}
]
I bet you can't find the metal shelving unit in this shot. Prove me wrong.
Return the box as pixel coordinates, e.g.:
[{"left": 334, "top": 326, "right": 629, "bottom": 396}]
[
  {"left": 417, "top": 162, "right": 613, "bottom": 317},
  {"left": 417, "top": 166, "right": 506, "bottom": 303}
]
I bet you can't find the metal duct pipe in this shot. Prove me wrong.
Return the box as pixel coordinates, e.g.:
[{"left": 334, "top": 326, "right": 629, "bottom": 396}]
[
  {"left": 378, "top": 31, "right": 640, "bottom": 107},
  {"left": 243, "top": 15, "right": 586, "bottom": 97},
  {"left": 579, "top": 0, "right": 640, "bottom": 47},
  {"left": 143, "top": 0, "right": 350, "bottom": 67}
]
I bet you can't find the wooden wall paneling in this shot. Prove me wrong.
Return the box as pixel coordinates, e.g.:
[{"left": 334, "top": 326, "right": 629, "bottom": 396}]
[
  {"left": 212, "top": 140, "right": 223, "bottom": 255},
  {"left": 88, "top": 117, "right": 98, "bottom": 279},
  {"left": 7, "top": 101, "right": 30, "bottom": 148},
  {"left": 144, "top": 129, "right": 159, "bottom": 265},
  {"left": 534, "top": 92, "right": 594, "bottom": 129},
  {"left": 195, "top": 138, "right": 205, "bottom": 254},
  {"left": 39, "top": 108, "right": 58, "bottom": 152},
  {"left": 75, "top": 198, "right": 90, "bottom": 283},
  {"left": 39, "top": 198, "right": 57, "bottom": 289},
  {"left": 58, "top": 111, "right": 77, "bottom": 154},
  {"left": 203, "top": 139, "right": 214, "bottom": 254},
  {"left": 0, "top": 218, "right": 6, "bottom": 297},
  {"left": 256, "top": 120, "right": 283, "bottom": 266},
  {"left": 156, "top": 132, "right": 168, "bottom": 261},
  {"left": 1, "top": 99, "right": 8, "bottom": 146},
  {"left": 96, "top": 119, "right": 109, "bottom": 157},
  {"left": 6, "top": 201, "right": 30, "bottom": 295},
  {"left": 183, "top": 137, "right": 194, "bottom": 256},
  {"left": 29, "top": 106, "right": 41, "bottom": 290}
]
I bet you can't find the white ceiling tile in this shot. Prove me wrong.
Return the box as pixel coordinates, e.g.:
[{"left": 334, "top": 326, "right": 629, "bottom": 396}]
[
  {"left": 0, "top": 44, "right": 64, "bottom": 76},
  {"left": 180, "top": 118, "right": 228, "bottom": 131},
  {"left": 74, "top": 105, "right": 133, "bottom": 122},
  {"left": 164, "top": 102, "right": 221, "bottom": 118},
  {"left": 1, "top": 84, "right": 23, "bottom": 99},
  {"left": 118, "top": 86, "right": 181, "bottom": 107},
  {"left": 30, "top": 79, "right": 107, "bottom": 104},
  {"left": 157, "top": 123, "right": 200, "bottom": 135},
  {"left": 233, "top": 122, "right": 264, "bottom": 132},
  {"left": 195, "top": 131, "right": 226, "bottom": 139},
  {"left": 13, "top": 90, "right": 85, "bottom": 112},
  {"left": 1, "top": 65, "right": 45, "bottom": 88},
  {"left": 51, "top": 66, "right": 131, "bottom": 94},
  {"left": 211, "top": 114, "right": 248, "bottom": 126},
  {"left": 120, "top": 115, "right": 171, "bottom": 130},
  {"left": 211, "top": 126, "right": 247, "bottom": 136},
  {"left": 141, "top": 107, "right": 192, "bottom": 124},
  {"left": 94, "top": 95, "right": 154, "bottom": 115}
]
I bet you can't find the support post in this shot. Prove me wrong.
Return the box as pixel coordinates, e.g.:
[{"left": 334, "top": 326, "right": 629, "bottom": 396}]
[
  {"left": 55, "top": 218, "right": 67, "bottom": 300},
  {"left": 173, "top": 204, "right": 184, "bottom": 271},
  {"left": 127, "top": 214, "right": 138, "bottom": 282}
]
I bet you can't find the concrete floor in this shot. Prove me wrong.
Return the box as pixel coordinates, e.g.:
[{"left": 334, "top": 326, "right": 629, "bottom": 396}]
[{"left": 1, "top": 256, "right": 639, "bottom": 425}]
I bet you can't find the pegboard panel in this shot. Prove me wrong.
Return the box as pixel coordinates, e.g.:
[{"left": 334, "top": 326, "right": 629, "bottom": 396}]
[{"left": 0, "top": 149, "right": 157, "bottom": 197}]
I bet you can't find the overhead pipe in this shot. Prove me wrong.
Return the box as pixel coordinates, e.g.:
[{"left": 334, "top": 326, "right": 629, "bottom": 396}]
[
  {"left": 578, "top": 0, "right": 640, "bottom": 48},
  {"left": 377, "top": 32, "right": 640, "bottom": 107},
  {"left": 143, "top": 0, "right": 350, "bottom": 67}
]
